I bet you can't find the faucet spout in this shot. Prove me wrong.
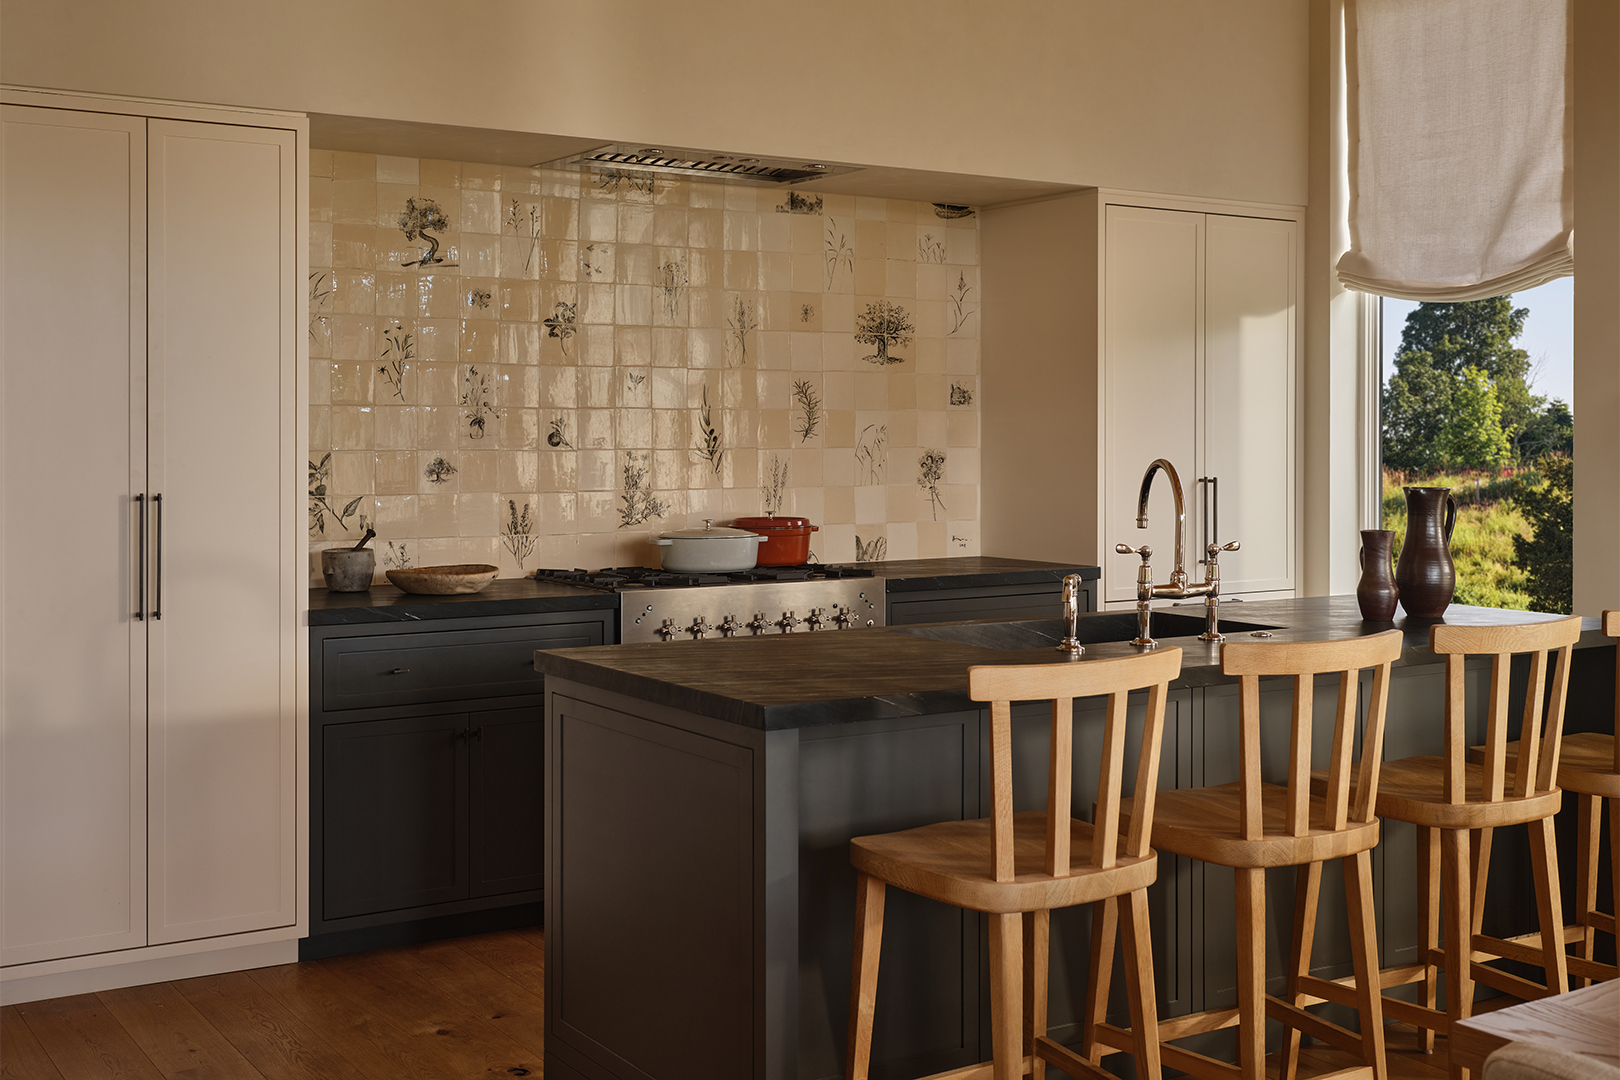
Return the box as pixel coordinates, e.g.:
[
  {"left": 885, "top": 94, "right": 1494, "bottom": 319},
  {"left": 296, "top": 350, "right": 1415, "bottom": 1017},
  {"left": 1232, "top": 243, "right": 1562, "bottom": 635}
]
[{"left": 1136, "top": 458, "right": 1187, "bottom": 584}]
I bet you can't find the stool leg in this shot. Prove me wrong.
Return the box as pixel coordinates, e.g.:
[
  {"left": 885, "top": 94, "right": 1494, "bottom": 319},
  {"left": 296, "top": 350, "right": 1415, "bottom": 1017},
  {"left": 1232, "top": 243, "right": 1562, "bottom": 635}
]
[
  {"left": 1234, "top": 866, "right": 1266, "bottom": 1080},
  {"left": 1281, "top": 861, "right": 1323, "bottom": 1080},
  {"left": 1527, "top": 815, "right": 1570, "bottom": 994},
  {"left": 1345, "top": 849, "right": 1389, "bottom": 1080},
  {"left": 1082, "top": 895, "right": 1119, "bottom": 1065},
  {"left": 1024, "top": 909, "right": 1049, "bottom": 1080},
  {"left": 1441, "top": 827, "right": 1474, "bottom": 1080},
  {"left": 846, "top": 872, "right": 886, "bottom": 1080},
  {"left": 1469, "top": 827, "right": 1493, "bottom": 943},
  {"left": 1419, "top": 825, "right": 1440, "bottom": 1054},
  {"left": 1609, "top": 796, "right": 1620, "bottom": 951},
  {"left": 1119, "top": 887, "right": 1163, "bottom": 1080},
  {"left": 1575, "top": 794, "right": 1599, "bottom": 986},
  {"left": 988, "top": 911, "right": 1023, "bottom": 1080}
]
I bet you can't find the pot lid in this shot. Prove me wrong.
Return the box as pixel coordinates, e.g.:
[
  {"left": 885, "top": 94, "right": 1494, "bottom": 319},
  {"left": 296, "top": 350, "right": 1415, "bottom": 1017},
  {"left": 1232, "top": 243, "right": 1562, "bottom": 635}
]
[
  {"left": 733, "top": 514, "right": 813, "bottom": 529},
  {"left": 656, "top": 518, "right": 764, "bottom": 540}
]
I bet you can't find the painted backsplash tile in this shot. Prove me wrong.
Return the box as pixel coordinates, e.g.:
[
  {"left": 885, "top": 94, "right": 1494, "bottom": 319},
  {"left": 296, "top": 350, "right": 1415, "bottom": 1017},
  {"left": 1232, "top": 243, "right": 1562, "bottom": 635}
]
[{"left": 308, "top": 152, "right": 980, "bottom": 583}]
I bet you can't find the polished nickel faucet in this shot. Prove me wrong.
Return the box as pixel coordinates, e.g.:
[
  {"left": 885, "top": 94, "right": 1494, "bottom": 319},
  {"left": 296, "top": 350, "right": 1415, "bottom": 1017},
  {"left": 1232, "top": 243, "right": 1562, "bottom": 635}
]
[
  {"left": 1114, "top": 458, "right": 1240, "bottom": 646},
  {"left": 1057, "top": 573, "right": 1085, "bottom": 654}
]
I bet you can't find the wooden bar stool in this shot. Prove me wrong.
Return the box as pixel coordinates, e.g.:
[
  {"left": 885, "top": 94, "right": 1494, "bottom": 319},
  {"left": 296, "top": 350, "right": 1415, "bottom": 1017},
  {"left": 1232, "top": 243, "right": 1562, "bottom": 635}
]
[
  {"left": 1087, "top": 629, "right": 1403, "bottom": 1080},
  {"left": 845, "top": 648, "right": 1183, "bottom": 1080},
  {"left": 1466, "top": 610, "right": 1618, "bottom": 985},
  {"left": 1373, "top": 616, "right": 1583, "bottom": 1080}
]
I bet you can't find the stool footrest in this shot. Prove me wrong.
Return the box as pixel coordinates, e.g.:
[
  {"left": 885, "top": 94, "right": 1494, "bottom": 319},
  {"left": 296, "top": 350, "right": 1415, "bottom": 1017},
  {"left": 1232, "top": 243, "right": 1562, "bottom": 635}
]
[
  {"left": 1472, "top": 930, "right": 1615, "bottom": 982},
  {"left": 1295, "top": 974, "right": 1360, "bottom": 1008},
  {"left": 911, "top": 1054, "right": 1035, "bottom": 1080},
  {"left": 1375, "top": 962, "right": 1431, "bottom": 988},
  {"left": 1584, "top": 910, "right": 1617, "bottom": 936},
  {"left": 1033, "top": 1036, "right": 1112, "bottom": 1080},
  {"left": 1265, "top": 996, "right": 1368, "bottom": 1058}
]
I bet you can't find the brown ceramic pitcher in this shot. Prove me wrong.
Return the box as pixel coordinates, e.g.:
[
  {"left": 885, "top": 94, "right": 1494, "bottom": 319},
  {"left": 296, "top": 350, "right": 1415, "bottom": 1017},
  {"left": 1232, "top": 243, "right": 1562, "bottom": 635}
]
[
  {"left": 1395, "top": 486, "right": 1458, "bottom": 618},
  {"left": 1357, "top": 529, "right": 1399, "bottom": 621}
]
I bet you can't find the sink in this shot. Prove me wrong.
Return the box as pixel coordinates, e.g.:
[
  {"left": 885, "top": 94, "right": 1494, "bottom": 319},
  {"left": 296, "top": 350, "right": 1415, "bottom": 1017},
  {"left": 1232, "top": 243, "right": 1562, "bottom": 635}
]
[{"left": 895, "top": 611, "right": 1281, "bottom": 650}]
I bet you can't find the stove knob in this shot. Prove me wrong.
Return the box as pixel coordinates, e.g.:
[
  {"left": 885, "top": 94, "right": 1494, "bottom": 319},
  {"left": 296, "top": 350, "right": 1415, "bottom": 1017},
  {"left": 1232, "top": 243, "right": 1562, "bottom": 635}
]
[
  {"left": 686, "top": 615, "right": 712, "bottom": 639},
  {"left": 656, "top": 618, "right": 678, "bottom": 641},
  {"left": 833, "top": 607, "right": 856, "bottom": 629},
  {"left": 746, "top": 612, "right": 771, "bottom": 634},
  {"left": 718, "top": 614, "right": 742, "bottom": 637},
  {"left": 776, "top": 610, "right": 801, "bottom": 633},
  {"left": 805, "top": 607, "right": 826, "bottom": 631}
]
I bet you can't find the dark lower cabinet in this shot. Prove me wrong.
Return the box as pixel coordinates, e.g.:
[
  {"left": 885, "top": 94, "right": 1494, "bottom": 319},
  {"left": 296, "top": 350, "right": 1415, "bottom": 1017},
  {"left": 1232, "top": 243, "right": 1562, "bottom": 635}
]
[{"left": 305, "top": 609, "right": 612, "bottom": 959}]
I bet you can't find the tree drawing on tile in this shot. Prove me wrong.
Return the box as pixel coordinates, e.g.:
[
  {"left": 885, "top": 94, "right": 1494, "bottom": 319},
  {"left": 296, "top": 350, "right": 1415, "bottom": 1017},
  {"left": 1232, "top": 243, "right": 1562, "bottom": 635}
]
[
  {"left": 918, "top": 449, "right": 947, "bottom": 520},
  {"left": 376, "top": 324, "right": 414, "bottom": 401},
  {"left": 309, "top": 271, "right": 333, "bottom": 342},
  {"left": 952, "top": 534, "right": 971, "bottom": 550},
  {"left": 776, "top": 191, "right": 823, "bottom": 215},
  {"left": 824, "top": 217, "right": 856, "bottom": 289},
  {"left": 799, "top": 303, "right": 815, "bottom": 324},
  {"left": 948, "top": 272, "right": 976, "bottom": 335},
  {"left": 505, "top": 198, "right": 542, "bottom": 272},
  {"left": 855, "top": 300, "right": 914, "bottom": 365},
  {"left": 502, "top": 499, "right": 538, "bottom": 569},
  {"left": 546, "top": 417, "right": 574, "bottom": 448},
  {"left": 398, "top": 197, "right": 455, "bottom": 268},
  {"left": 855, "top": 535, "right": 888, "bottom": 562},
  {"left": 424, "top": 455, "right": 457, "bottom": 484},
  {"left": 949, "top": 382, "right": 973, "bottom": 406},
  {"left": 544, "top": 301, "right": 578, "bottom": 358},
  {"left": 461, "top": 366, "right": 497, "bottom": 439},
  {"left": 382, "top": 540, "right": 412, "bottom": 570},
  {"left": 470, "top": 287, "right": 492, "bottom": 310},
  {"left": 726, "top": 296, "right": 758, "bottom": 367},
  {"left": 933, "top": 203, "right": 974, "bottom": 219},
  {"left": 594, "top": 168, "right": 655, "bottom": 197},
  {"left": 656, "top": 258, "right": 690, "bottom": 321},
  {"left": 792, "top": 380, "right": 822, "bottom": 442},
  {"left": 694, "top": 384, "right": 725, "bottom": 474},
  {"left": 619, "top": 451, "right": 669, "bottom": 528},
  {"left": 855, "top": 424, "right": 888, "bottom": 484},
  {"left": 917, "top": 232, "right": 946, "bottom": 263},
  {"left": 582, "top": 244, "right": 608, "bottom": 279},
  {"left": 308, "top": 453, "right": 364, "bottom": 536},
  {"left": 764, "top": 455, "right": 789, "bottom": 515},
  {"left": 626, "top": 371, "right": 647, "bottom": 393}
]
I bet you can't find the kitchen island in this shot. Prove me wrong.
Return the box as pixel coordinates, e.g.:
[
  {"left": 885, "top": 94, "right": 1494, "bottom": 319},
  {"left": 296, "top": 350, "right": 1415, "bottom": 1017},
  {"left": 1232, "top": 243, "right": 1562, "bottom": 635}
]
[{"left": 534, "top": 597, "right": 1613, "bottom": 1080}]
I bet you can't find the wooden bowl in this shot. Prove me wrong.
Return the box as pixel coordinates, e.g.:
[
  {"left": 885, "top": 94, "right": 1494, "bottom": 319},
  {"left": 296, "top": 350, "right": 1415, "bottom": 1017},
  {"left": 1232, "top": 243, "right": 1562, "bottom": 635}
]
[{"left": 385, "top": 564, "right": 499, "bottom": 595}]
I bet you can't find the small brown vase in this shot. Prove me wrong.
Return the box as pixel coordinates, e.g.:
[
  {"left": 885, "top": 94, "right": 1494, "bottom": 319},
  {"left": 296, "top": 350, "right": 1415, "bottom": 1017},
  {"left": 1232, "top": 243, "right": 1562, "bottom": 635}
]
[
  {"left": 1357, "top": 529, "right": 1399, "bottom": 621},
  {"left": 1395, "top": 486, "right": 1458, "bottom": 618}
]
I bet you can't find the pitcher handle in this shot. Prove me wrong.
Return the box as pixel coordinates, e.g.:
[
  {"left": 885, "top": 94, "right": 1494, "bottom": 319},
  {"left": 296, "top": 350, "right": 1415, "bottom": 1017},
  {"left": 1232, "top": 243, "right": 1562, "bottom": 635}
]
[{"left": 1444, "top": 494, "right": 1458, "bottom": 544}]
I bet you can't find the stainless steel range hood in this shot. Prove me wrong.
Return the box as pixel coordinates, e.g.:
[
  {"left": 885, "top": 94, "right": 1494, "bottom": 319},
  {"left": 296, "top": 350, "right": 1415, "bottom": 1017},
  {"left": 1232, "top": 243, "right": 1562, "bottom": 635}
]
[{"left": 534, "top": 143, "right": 862, "bottom": 186}]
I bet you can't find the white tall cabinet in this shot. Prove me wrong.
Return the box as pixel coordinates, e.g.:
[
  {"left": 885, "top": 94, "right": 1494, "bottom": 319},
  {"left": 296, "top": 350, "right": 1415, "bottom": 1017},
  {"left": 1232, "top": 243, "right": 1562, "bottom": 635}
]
[
  {"left": 1, "top": 91, "right": 306, "bottom": 1000},
  {"left": 981, "top": 190, "right": 1300, "bottom": 604}
]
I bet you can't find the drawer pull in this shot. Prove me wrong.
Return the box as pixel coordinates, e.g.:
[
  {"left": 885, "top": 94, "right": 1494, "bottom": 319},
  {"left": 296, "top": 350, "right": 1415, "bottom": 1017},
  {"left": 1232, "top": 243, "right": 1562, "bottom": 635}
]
[{"left": 389, "top": 667, "right": 411, "bottom": 675}]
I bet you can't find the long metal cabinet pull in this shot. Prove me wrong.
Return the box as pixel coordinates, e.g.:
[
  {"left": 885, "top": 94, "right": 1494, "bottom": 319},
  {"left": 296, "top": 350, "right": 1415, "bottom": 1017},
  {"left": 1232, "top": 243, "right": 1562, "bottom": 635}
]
[
  {"left": 152, "top": 493, "right": 163, "bottom": 620},
  {"left": 135, "top": 493, "right": 147, "bottom": 620}
]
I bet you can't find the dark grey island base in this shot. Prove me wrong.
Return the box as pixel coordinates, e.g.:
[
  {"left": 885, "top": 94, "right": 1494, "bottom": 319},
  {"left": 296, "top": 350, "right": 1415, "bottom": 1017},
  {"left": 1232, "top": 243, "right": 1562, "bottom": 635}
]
[{"left": 535, "top": 598, "right": 1614, "bottom": 1080}]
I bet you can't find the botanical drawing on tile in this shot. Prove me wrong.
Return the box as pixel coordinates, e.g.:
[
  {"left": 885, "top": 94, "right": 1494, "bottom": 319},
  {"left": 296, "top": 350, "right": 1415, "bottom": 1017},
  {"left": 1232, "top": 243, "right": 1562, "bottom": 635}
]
[{"left": 307, "top": 149, "right": 980, "bottom": 580}]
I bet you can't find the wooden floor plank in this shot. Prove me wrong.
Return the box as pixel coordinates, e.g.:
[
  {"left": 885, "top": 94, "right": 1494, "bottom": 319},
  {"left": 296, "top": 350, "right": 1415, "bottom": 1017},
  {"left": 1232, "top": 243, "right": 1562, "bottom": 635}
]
[
  {"left": 175, "top": 970, "right": 378, "bottom": 1080},
  {"left": 314, "top": 946, "right": 543, "bottom": 1078},
  {"left": 452, "top": 929, "right": 546, "bottom": 991},
  {"left": 1, "top": 1005, "right": 67, "bottom": 1080},
  {"left": 245, "top": 962, "right": 444, "bottom": 1080},
  {"left": 97, "top": 981, "right": 266, "bottom": 1080},
  {"left": 12, "top": 993, "right": 166, "bottom": 1080},
  {"left": 510, "top": 925, "right": 545, "bottom": 955},
  {"left": 402, "top": 938, "right": 547, "bottom": 1059}
]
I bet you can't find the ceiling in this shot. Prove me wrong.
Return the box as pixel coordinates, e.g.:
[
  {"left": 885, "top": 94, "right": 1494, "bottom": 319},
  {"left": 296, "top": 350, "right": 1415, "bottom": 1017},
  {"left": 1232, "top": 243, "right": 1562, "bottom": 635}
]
[{"left": 308, "top": 113, "right": 1082, "bottom": 209}]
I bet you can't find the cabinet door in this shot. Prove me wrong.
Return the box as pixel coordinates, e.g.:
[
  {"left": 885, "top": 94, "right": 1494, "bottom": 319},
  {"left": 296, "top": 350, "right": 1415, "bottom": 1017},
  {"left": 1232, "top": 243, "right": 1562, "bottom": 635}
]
[
  {"left": 468, "top": 707, "right": 546, "bottom": 898},
  {"left": 1, "top": 105, "right": 149, "bottom": 966},
  {"left": 145, "top": 119, "right": 299, "bottom": 944},
  {"left": 323, "top": 715, "right": 468, "bottom": 920},
  {"left": 1203, "top": 214, "right": 1296, "bottom": 595},
  {"left": 1103, "top": 206, "right": 1202, "bottom": 604}
]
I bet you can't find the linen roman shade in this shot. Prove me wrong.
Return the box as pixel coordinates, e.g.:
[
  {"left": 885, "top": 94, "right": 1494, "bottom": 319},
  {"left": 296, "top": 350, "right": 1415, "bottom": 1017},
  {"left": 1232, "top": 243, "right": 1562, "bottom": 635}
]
[{"left": 1337, "top": 0, "right": 1573, "bottom": 301}]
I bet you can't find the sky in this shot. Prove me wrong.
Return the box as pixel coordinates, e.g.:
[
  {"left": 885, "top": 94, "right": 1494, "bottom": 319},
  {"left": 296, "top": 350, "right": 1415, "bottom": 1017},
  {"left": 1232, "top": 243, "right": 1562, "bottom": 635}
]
[{"left": 1380, "top": 275, "right": 1575, "bottom": 411}]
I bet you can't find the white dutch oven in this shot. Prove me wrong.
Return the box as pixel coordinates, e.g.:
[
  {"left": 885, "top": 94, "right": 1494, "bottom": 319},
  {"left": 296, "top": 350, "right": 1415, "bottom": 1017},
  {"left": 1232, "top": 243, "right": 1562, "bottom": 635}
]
[{"left": 651, "top": 520, "right": 768, "bottom": 573}]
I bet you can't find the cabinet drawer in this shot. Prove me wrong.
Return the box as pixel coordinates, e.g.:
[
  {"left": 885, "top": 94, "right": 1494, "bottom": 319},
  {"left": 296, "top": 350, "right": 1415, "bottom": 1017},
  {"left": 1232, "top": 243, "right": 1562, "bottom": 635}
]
[{"left": 322, "top": 622, "right": 604, "bottom": 711}]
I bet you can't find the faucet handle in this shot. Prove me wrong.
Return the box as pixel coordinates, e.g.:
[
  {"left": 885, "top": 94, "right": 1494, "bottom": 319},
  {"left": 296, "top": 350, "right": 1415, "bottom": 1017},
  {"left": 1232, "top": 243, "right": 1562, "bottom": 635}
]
[
  {"left": 1115, "top": 543, "right": 1152, "bottom": 562},
  {"left": 1207, "top": 540, "right": 1241, "bottom": 557}
]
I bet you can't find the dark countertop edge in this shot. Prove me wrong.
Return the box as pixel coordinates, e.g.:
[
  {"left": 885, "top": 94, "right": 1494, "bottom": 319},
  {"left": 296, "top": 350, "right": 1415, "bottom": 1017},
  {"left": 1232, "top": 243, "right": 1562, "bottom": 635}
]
[
  {"left": 533, "top": 599, "right": 1608, "bottom": 731},
  {"left": 864, "top": 558, "right": 1100, "bottom": 592},
  {"left": 309, "top": 585, "right": 616, "bottom": 625}
]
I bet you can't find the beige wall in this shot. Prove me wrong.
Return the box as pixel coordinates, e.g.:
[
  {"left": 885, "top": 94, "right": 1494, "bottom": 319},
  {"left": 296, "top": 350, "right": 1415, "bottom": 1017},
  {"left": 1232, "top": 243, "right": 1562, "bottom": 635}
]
[{"left": 1, "top": 0, "right": 1310, "bottom": 205}]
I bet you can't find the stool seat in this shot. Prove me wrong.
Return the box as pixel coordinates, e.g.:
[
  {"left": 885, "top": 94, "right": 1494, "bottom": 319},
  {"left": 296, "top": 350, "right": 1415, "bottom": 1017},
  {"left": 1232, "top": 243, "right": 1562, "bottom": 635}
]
[
  {"left": 851, "top": 810, "right": 1158, "bottom": 914},
  {"left": 1366, "top": 756, "right": 1564, "bottom": 829},
  {"left": 1466, "top": 733, "right": 1620, "bottom": 800},
  {"left": 1147, "top": 782, "right": 1381, "bottom": 868}
]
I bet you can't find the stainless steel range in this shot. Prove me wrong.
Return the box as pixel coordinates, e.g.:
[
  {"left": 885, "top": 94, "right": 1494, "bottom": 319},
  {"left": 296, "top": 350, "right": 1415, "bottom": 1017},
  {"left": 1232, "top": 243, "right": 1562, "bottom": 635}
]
[{"left": 533, "top": 565, "right": 885, "bottom": 644}]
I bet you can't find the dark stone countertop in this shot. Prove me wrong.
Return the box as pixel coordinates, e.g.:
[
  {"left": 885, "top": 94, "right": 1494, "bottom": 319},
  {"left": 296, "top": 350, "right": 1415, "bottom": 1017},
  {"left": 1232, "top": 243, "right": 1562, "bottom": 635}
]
[
  {"left": 309, "top": 557, "right": 1099, "bottom": 625},
  {"left": 308, "top": 578, "right": 616, "bottom": 625},
  {"left": 533, "top": 596, "right": 1604, "bottom": 731}
]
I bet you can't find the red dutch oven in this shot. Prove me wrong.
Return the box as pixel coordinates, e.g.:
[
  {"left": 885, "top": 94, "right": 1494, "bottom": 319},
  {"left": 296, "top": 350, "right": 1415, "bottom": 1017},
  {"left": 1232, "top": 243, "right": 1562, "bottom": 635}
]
[{"left": 732, "top": 514, "right": 820, "bottom": 566}]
